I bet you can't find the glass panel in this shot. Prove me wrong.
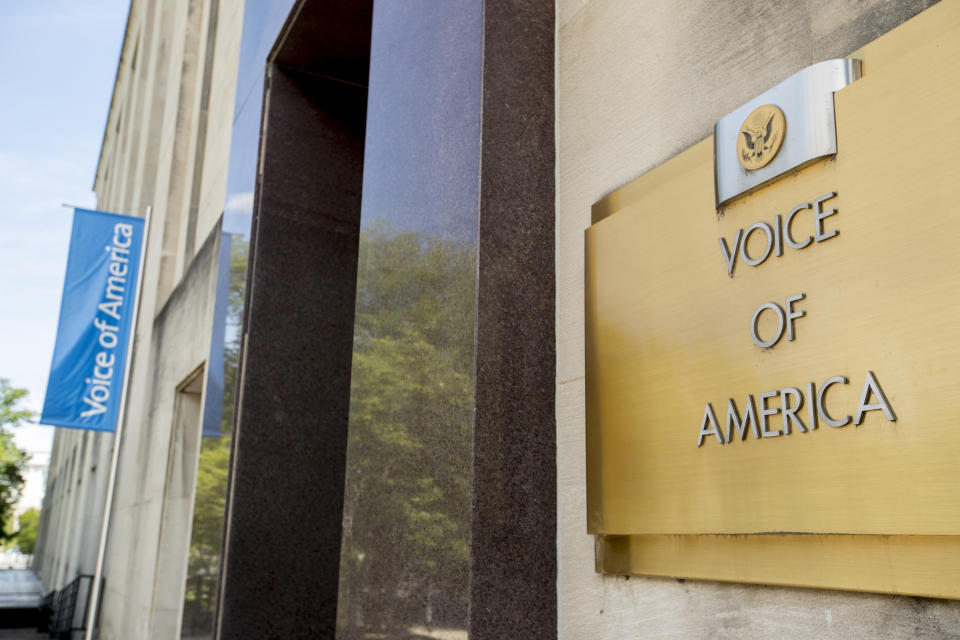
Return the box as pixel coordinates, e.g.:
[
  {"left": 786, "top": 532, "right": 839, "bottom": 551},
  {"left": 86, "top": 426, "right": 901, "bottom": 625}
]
[
  {"left": 181, "top": 236, "right": 247, "bottom": 639},
  {"left": 181, "top": 1, "right": 293, "bottom": 634},
  {"left": 337, "top": 225, "right": 475, "bottom": 636},
  {"left": 336, "top": 0, "right": 482, "bottom": 637}
]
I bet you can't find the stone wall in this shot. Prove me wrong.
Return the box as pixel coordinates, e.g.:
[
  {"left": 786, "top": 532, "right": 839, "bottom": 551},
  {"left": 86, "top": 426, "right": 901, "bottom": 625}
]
[{"left": 34, "top": 1, "right": 242, "bottom": 637}]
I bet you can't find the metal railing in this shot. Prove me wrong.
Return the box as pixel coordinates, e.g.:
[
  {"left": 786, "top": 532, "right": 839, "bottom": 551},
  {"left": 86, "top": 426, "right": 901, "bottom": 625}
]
[{"left": 39, "top": 574, "right": 101, "bottom": 639}]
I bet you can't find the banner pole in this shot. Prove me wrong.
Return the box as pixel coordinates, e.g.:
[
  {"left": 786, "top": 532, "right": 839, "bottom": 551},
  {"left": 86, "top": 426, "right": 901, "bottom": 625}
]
[{"left": 84, "top": 205, "right": 151, "bottom": 640}]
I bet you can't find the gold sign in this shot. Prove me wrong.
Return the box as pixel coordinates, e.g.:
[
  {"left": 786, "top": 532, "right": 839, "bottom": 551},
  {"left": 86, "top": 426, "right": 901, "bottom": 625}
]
[
  {"left": 736, "top": 104, "right": 785, "bottom": 170},
  {"left": 586, "top": 2, "right": 960, "bottom": 598}
]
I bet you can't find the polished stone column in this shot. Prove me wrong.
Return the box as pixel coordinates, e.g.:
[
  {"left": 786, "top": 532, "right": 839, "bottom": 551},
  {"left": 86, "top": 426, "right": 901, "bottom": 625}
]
[
  {"left": 216, "top": 3, "right": 371, "bottom": 637},
  {"left": 471, "top": 2, "right": 556, "bottom": 637},
  {"left": 219, "top": 0, "right": 555, "bottom": 637}
]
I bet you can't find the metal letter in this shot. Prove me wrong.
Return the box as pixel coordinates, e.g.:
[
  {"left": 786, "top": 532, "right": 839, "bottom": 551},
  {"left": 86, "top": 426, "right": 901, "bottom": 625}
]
[
  {"left": 817, "top": 376, "right": 851, "bottom": 427},
  {"left": 814, "top": 191, "right": 839, "bottom": 242},
  {"left": 751, "top": 302, "right": 785, "bottom": 348},
  {"left": 725, "top": 395, "right": 760, "bottom": 442},
  {"left": 780, "top": 387, "right": 807, "bottom": 434},
  {"left": 853, "top": 370, "right": 898, "bottom": 425},
  {"left": 784, "top": 202, "right": 813, "bottom": 249},
  {"left": 806, "top": 381, "right": 818, "bottom": 429},
  {"left": 758, "top": 390, "right": 782, "bottom": 437},
  {"left": 741, "top": 222, "right": 775, "bottom": 267},
  {"left": 774, "top": 214, "right": 784, "bottom": 257},
  {"left": 698, "top": 403, "right": 725, "bottom": 447},
  {"left": 785, "top": 293, "right": 806, "bottom": 342},
  {"left": 718, "top": 229, "right": 743, "bottom": 276}
]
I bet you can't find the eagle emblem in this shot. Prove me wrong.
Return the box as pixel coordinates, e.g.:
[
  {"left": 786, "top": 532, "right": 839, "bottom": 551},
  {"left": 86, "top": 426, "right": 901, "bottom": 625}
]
[{"left": 736, "top": 104, "right": 785, "bottom": 170}]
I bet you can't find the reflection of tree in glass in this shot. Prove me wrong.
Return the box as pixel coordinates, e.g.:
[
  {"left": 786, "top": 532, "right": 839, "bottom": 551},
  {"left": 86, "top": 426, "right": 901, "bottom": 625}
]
[
  {"left": 338, "top": 222, "right": 474, "bottom": 637},
  {"left": 182, "top": 237, "right": 248, "bottom": 637}
]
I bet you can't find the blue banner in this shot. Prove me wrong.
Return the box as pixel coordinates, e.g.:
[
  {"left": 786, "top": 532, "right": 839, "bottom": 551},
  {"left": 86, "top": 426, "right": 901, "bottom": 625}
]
[{"left": 41, "top": 209, "right": 145, "bottom": 431}]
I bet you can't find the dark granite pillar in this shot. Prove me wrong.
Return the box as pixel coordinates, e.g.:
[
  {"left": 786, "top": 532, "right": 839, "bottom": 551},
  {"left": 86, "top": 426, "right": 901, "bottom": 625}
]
[
  {"left": 471, "top": 0, "right": 557, "bottom": 637},
  {"left": 218, "top": 0, "right": 555, "bottom": 637},
  {"left": 216, "top": 2, "right": 371, "bottom": 635}
]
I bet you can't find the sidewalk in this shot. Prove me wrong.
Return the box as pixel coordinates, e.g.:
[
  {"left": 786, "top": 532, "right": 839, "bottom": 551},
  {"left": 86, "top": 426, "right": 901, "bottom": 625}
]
[
  {"left": 0, "top": 571, "right": 43, "bottom": 610},
  {"left": 0, "top": 570, "right": 43, "bottom": 632}
]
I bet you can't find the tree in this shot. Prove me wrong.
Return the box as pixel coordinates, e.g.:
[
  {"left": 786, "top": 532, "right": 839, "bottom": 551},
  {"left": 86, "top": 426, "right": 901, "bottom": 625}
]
[
  {"left": 0, "top": 379, "right": 31, "bottom": 540},
  {"left": 13, "top": 507, "right": 38, "bottom": 554}
]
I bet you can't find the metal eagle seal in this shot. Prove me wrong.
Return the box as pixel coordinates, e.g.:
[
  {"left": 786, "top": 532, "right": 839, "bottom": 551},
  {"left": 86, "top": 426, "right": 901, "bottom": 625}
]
[{"left": 715, "top": 59, "right": 862, "bottom": 207}]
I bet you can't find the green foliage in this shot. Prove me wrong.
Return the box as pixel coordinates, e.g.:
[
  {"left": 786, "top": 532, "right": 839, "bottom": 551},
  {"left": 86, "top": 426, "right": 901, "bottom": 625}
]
[
  {"left": 188, "top": 436, "right": 231, "bottom": 575},
  {"left": 338, "top": 223, "right": 474, "bottom": 630},
  {"left": 186, "top": 226, "right": 476, "bottom": 632},
  {"left": 0, "top": 380, "right": 30, "bottom": 540},
  {"left": 226, "top": 236, "right": 248, "bottom": 328},
  {"left": 0, "top": 380, "right": 32, "bottom": 428},
  {"left": 183, "top": 434, "right": 232, "bottom": 634},
  {"left": 13, "top": 507, "right": 38, "bottom": 554},
  {"left": 188, "top": 236, "right": 247, "bottom": 572}
]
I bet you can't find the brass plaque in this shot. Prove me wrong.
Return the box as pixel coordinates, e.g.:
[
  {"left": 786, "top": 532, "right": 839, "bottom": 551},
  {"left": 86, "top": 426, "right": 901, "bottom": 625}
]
[{"left": 586, "top": 2, "right": 960, "bottom": 596}]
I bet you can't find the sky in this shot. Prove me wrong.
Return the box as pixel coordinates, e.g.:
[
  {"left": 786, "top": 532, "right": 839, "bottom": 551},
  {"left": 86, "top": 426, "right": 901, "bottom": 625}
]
[{"left": 0, "top": 1, "right": 131, "bottom": 454}]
